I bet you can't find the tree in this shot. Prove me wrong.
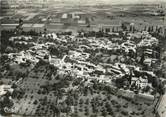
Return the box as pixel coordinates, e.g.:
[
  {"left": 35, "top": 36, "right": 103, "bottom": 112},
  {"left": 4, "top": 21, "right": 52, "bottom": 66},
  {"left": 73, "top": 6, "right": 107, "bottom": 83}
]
[
  {"left": 112, "top": 27, "right": 115, "bottom": 32},
  {"left": 85, "top": 98, "right": 89, "bottom": 105},
  {"left": 144, "top": 26, "right": 147, "bottom": 31},
  {"left": 115, "top": 78, "right": 126, "bottom": 88},
  {"left": 5, "top": 46, "right": 13, "bottom": 53},
  {"left": 121, "top": 110, "right": 129, "bottom": 116},
  {"left": 152, "top": 77, "right": 160, "bottom": 88},
  {"left": 129, "top": 26, "right": 133, "bottom": 32},
  {"left": 50, "top": 104, "right": 60, "bottom": 117},
  {"left": 151, "top": 26, "right": 154, "bottom": 32},
  {"left": 121, "top": 23, "right": 127, "bottom": 31},
  {"left": 158, "top": 82, "right": 165, "bottom": 95},
  {"left": 84, "top": 106, "right": 89, "bottom": 116},
  {"left": 65, "top": 96, "right": 74, "bottom": 106},
  {"left": 90, "top": 114, "right": 97, "bottom": 117},
  {"left": 48, "top": 46, "right": 59, "bottom": 56},
  {"left": 3, "top": 93, "right": 14, "bottom": 108},
  {"left": 148, "top": 26, "right": 151, "bottom": 32},
  {"left": 101, "top": 108, "right": 107, "bottom": 117},
  {"left": 33, "top": 100, "right": 38, "bottom": 105},
  {"left": 142, "top": 85, "right": 150, "bottom": 93},
  {"left": 79, "top": 98, "right": 84, "bottom": 105},
  {"left": 71, "top": 113, "right": 79, "bottom": 117}
]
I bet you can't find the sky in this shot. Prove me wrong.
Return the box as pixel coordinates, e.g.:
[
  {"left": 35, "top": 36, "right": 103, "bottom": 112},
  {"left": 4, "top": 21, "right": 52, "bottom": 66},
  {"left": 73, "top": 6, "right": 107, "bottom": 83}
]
[{"left": 51, "top": 0, "right": 166, "bottom": 4}]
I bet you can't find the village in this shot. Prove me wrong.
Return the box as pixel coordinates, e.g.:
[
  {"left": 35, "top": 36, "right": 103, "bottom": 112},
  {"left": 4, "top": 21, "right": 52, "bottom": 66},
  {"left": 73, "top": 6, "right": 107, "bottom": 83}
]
[{"left": 1, "top": 20, "right": 166, "bottom": 117}]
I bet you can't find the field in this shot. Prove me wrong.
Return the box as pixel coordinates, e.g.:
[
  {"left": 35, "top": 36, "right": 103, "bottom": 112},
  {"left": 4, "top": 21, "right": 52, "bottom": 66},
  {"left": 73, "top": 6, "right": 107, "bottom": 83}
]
[
  {"left": 1, "top": 4, "right": 165, "bottom": 26},
  {"left": 8, "top": 63, "right": 156, "bottom": 117}
]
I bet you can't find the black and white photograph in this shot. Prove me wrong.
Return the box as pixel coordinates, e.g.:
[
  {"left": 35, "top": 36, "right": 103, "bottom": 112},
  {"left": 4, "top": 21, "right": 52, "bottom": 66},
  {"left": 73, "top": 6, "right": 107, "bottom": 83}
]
[{"left": 0, "top": 0, "right": 166, "bottom": 117}]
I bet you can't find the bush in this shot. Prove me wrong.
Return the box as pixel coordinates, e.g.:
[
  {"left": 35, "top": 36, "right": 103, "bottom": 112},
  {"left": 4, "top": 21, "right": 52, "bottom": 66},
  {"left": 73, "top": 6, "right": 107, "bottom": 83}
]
[
  {"left": 121, "top": 110, "right": 128, "bottom": 116},
  {"left": 33, "top": 100, "right": 38, "bottom": 105}
]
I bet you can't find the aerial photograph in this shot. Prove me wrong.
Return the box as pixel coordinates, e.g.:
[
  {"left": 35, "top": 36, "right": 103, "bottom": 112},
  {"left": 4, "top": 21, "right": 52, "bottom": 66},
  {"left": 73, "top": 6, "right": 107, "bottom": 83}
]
[{"left": 0, "top": 0, "right": 166, "bottom": 117}]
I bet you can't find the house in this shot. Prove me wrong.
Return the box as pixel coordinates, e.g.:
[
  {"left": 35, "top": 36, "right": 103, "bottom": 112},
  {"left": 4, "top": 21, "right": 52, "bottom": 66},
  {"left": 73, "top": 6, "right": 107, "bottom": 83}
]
[
  {"left": 118, "top": 89, "right": 135, "bottom": 99},
  {"left": 144, "top": 49, "right": 159, "bottom": 58},
  {"left": 109, "top": 64, "right": 122, "bottom": 75},
  {"left": 134, "top": 93, "right": 154, "bottom": 104},
  {"left": 0, "top": 85, "right": 13, "bottom": 96},
  {"left": 61, "top": 13, "right": 68, "bottom": 19},
  {"left": 143, "top": 58, "right": 158, "bottom": 67},
  {"left": 121, "top": 40, "right": 136, "bottom": 53},
  {"left": 138, "top": 36, "right": 159, "bottom": 47},
  {"left": 131, "top": 77, "right": 148, "bottom": 89},
  {"left": 77, "top": 20, "right": 86, "bottom": 24}
]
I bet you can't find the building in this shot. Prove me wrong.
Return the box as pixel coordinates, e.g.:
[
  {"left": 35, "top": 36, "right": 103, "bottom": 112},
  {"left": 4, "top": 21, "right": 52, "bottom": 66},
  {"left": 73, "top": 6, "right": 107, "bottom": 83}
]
[
  {"left": 117, "top": 89, "right": 135, "bottom": 99},
  {"left": 0, "top": 85, "right": 13, "bottom": 96},
  {"left": 60, "top": 12, "right": 89, "bottom": 26},
  {"left": 134, "top": 93, "right": 154, "bottom": 104},
  {"left": 1, "top": 23, "right": 45, "bottom": 33},
  {"left": 131, "top": 77, "right": 148, "bottom": 89},
  {"left": 99, "top": 20, "right": 122, "bottom": 32},
  {"left": 77, "top": 20, "right": 86, "bottom": 24},
  {"left": 61, "top": 13, "right": 75, "bottom": 25}
]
